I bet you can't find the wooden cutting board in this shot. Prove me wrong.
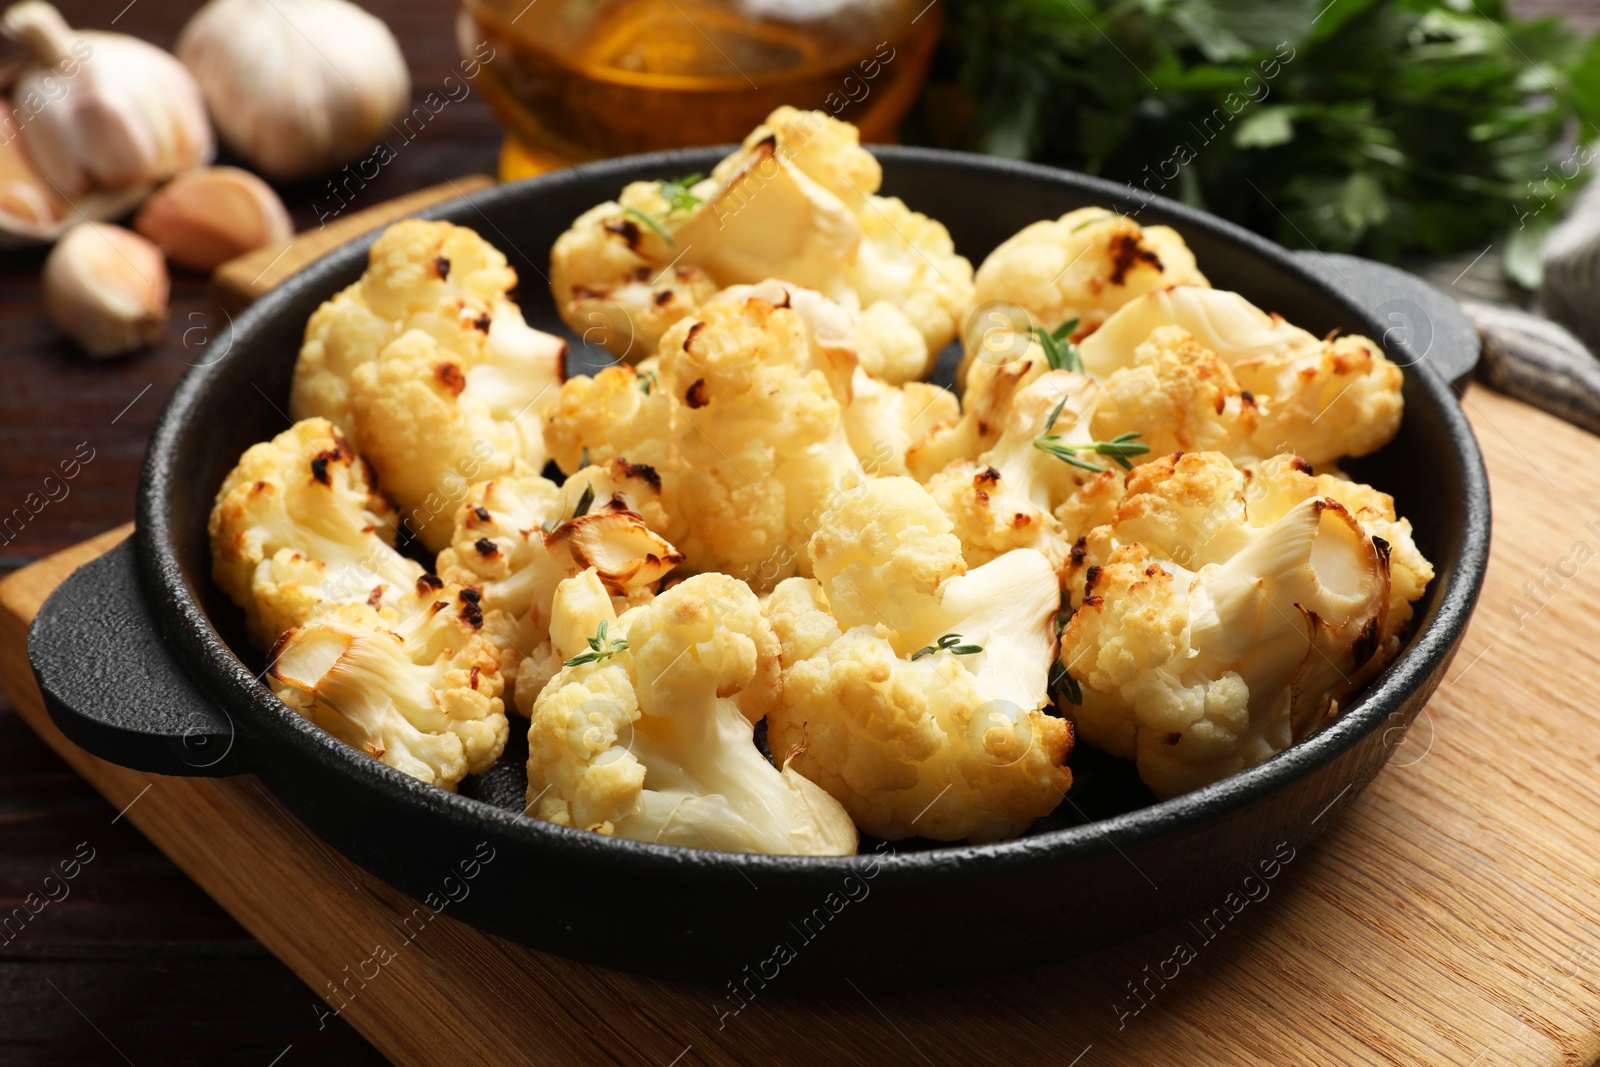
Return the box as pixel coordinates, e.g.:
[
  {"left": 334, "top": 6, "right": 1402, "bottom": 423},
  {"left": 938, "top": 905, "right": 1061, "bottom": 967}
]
[{"left": 0, "top": 383, "right": 1595, "bottom": 1066}]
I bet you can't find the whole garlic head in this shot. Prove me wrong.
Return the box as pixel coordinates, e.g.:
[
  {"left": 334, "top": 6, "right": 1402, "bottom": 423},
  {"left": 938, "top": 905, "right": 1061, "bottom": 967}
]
[
  {"left": 0, "top": 1, "right": 213, "bottom": 198},
  {"left": 178, "top": 0, "right": 411, "bottom": 181}
]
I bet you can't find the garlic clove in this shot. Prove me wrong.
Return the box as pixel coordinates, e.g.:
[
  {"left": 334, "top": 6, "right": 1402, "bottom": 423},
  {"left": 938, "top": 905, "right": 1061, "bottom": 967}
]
[
  {"left": 43, "top": 222, "right": 169, "bottom": 358},
  {"left": 177, "top": 0, "right": 410, "bottom": 181},
  {"left": 1, "top": 1, "right": 213, "bottom": 198},
  {"left": 0, "top": 106, "right": 67, "bottom": 241},
  {"left": 134, "top": 165, "right": 293, "bottom": 271}
]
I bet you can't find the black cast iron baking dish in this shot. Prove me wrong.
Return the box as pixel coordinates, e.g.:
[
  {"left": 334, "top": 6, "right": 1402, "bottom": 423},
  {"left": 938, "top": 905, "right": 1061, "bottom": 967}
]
[{"left": 27, "top": 147, "right": 1491, "bottom": 986}]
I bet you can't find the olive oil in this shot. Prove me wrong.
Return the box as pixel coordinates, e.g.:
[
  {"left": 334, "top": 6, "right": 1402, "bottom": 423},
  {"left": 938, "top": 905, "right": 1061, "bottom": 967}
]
[{"left": 459, "top": 0, "right": 940, "bottom": 173}]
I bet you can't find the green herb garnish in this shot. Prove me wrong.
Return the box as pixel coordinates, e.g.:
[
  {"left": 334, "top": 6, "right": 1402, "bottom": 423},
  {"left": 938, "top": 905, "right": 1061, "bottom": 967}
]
[
  {"left": 658, "top": 173, "right": 703, "bottom": 214},
  {"left": 621, "top": 206, "right": 673, "bottom": 245},
  {"left": 638, "top": 369, "right": 659, "bottom": 395},
  {"left": 1033, "top": 430, "right": 1150, "bottom": 473},
  {"left": 911, "top": 633, "right": 985, "bottom": 661},
  {"left": 1050, "top": 659, "right": 1083, "bottom": 706},
  {"left": 565, "top": 619, "right": 629, "bottom": 667},
  {"left": 572, "top": 484, "right": 595, "bottom": 518},
  {"left": 1031, "top": 319, "right": 1083, "bottom": 373}
]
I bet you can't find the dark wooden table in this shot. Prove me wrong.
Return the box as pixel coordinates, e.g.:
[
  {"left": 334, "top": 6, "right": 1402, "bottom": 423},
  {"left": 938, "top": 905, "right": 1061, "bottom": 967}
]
[
  {"left": 0, "top": 2, "right": 498, "bottom": 1062},
  {"left": 0, "top": 0, "right": 1585, "bottom": 1063}
]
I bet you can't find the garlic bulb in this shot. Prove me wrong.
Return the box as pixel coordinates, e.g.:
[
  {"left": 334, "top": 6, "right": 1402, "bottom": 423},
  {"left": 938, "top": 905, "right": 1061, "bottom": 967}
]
[
  {"left": 135, "top": 166, "right": 293, "bottom": 271},
  {"left": 0, "top": 1, "right": 213, "bottom": 198},
  {"left": 177, "top": 0, "right": 410, "bottom": 181},
  {"left": 44, "top": 222, "right": 170, "bottom": 358},
  {"left": 0, "top": 104, "right": 153, "bottom": 247}
]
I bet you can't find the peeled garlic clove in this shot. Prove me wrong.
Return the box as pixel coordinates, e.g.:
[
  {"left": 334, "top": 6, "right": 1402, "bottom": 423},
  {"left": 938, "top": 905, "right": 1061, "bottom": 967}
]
[
  {"left": 0, "top": 1, "right": 213, "bottom": 198},
  {"left": 177, "top": 0, "right": 410, "bottom": 181},
  {"left": 43, "top": 222, "right": 169, "bottom": 358},
  {"left": 135, "top": 166, "right": 293, "bottom": 271}
]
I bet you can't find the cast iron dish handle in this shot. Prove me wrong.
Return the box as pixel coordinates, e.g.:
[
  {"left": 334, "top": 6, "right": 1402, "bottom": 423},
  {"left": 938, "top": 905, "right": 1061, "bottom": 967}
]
[
  {"left": 1288, "top": 250, "right": 1479, "bottom": 389},
  {"left": 22, "top": 253, "right": 1477, "bottom": 785},
  {"left": 28, "top": 535, "right": 250, "bottom": 777}
]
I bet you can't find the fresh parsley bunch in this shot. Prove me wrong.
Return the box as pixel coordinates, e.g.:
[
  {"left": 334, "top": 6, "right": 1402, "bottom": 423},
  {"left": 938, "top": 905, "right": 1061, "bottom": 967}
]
[{"left": 919, "top": 0, "right": 1600, "bottom": 285}]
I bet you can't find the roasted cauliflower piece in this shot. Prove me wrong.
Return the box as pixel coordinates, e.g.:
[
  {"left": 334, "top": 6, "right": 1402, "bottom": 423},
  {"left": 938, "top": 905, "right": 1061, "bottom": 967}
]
[
  {"left": 346, "top": 325, "right": 560, "bottom": 553},
  {"left": 905, "top": 330, "right": 1053, "bottom": 483},
  {"left": 268, "top": 593, "right": 509, "bottom": 790},
  {"left": 764, "top": 478, "right": 1073, "bottom": 842},
  {"left": 709, "top": 278, "right": 958, "bottom": 477},
  {"left": 1246, "top": 454, "right": 1434, "bottom": 638},
  {"left": 435, "top": 468, "right": 682, "bottom": 710},
  {"left": 208, "top": 418, "right": 424, "bottom": 649},
  {"left": 291, "top": 219, "right": 563, "bottom": 435},
  {"left": 1073, "top": 450, "right": 1431, "bottom": 637},
  {"left": 1061, "top": 492, "right": 1391, "bottom": 799},
  {"left": 525, "top": 572, "right": 857, "bottom": 855},
  {"left": 551, "top": 107, "right": 974, "bottom": 382},
  {"left": 1079, "top": 286, "right": 1403, "bottom": 465},
  {"left": 543, "top": 293, "right": 863, "bottom": 588},
  {"left": 976, "top": 208, "right": 1208, "bottom": 337},
  {"left": 926, "top": 370, "right": 1100, "bottom": 574},
  {"left": 1091, "top": 326, "right": 1260, "bottom": 460}
]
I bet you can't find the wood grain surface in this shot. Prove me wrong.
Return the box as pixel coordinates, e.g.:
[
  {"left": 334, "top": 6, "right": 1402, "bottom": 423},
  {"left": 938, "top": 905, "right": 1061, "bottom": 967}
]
[
  {"left": 1, "top": 385, "right": 1597, "bottom": 1066},
  {"left": 0, "top": 1, "right": 499, "bottom": 1059},
  {"left": 210, "top": 175, "right": 495, "bottom": 316}
]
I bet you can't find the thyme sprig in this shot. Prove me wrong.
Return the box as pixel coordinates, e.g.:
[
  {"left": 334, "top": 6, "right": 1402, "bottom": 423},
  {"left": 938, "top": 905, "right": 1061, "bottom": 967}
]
[
  {"left": 1030, "top": 318, "right": 1084, "bottom": 373},
  {"left": 565, "top": 619, "right": 629, "bottom": 667},
  {"left": 911, "top": 633, "right": 984, "bottom": 661},
  {"left": 621, "top": 206, "right": 673, "bottom": 245},
  {"left": 658, "top": 173, "right": 704, "bottom": 214},
  {"left": 1033, "top": 430, "right": 1150, "bottom": 473}
]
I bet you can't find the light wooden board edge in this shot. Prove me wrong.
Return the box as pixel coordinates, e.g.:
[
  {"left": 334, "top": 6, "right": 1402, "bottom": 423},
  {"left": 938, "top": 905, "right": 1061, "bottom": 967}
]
[
  {"left": 5, "top": 387, "right": 1600, "bottom": 1066},
  {"left": 210, "top": 174, "right": 496, "bottom": 317}
]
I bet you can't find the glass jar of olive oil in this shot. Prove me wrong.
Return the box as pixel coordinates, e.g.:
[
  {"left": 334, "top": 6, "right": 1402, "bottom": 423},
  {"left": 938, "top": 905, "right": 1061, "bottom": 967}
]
[{"left": 457, "top": 0, "right": 941, "bottom": 174}]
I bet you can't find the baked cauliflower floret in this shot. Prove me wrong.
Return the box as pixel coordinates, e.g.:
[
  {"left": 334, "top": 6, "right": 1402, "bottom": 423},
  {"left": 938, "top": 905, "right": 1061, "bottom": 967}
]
[
  {"left": 1079, "top": 286, "right": 1402, "bottom": 465},
  {"left": 1246, "top": 454, "right": 1434, "bottom": 637},
  {"left": 548, "top": 197, "right": 719, "bottom": 362},
  {"left": 661, "top": 297, "right": 864, "bottom": 584},
  {"left": 905, "top": 332, "right": 1052, "bottom": 483},
  {"left": 525, "top": 572, "right": 857, "bottom": 855},
  {"left": 975, "top": 208, "right": 1208, "bottom": 338},
  {"left": 926, "top": 371, "right": 1099, "bottom": 574},
  {"left": 551, "top": 107, "right": 973, "bottom": 382},
  {"left": 544, "top": 294, "right": 864, "bottom": 589},
  {"left": 846, "top": 371, "right": 958, "bottom": 478},
  {"left": 807, "top": 476, "right": 967, "bottom": 642},
  {"left": 292, "top": 219, "right": 560, "bottom": 433},
  {"left": 842, "top": 193, "right": 975, "bottom": 379},
  {"left": 765, "top": 546, "right": 1072, "bottom": 842},
  {"left": 541, "top": 363, "right": 675, "bottom": 477},
  {"left": 1078, "top": 452, "right": 1252, "bottom": 574},
  {"left": 208, "top": 417, "right": 424, "bottom": 648},
  {"left": 347, "top": 323, "right": 562, "bottom": 553},
  {"left": 268, "top": 593, "right": 509, "bottom": 790},
  {"left": 1092, "top": 326, "right": 1259, "bottom": 460},
  {"left": 436, "top": 470, "right": 682, "bottom": 704},
  {"left": 709, "top": 279, "right": 956, "bottom": 476},
  {"left": 1061, "top": 496, "right": 1390, "bottom": 799}
]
